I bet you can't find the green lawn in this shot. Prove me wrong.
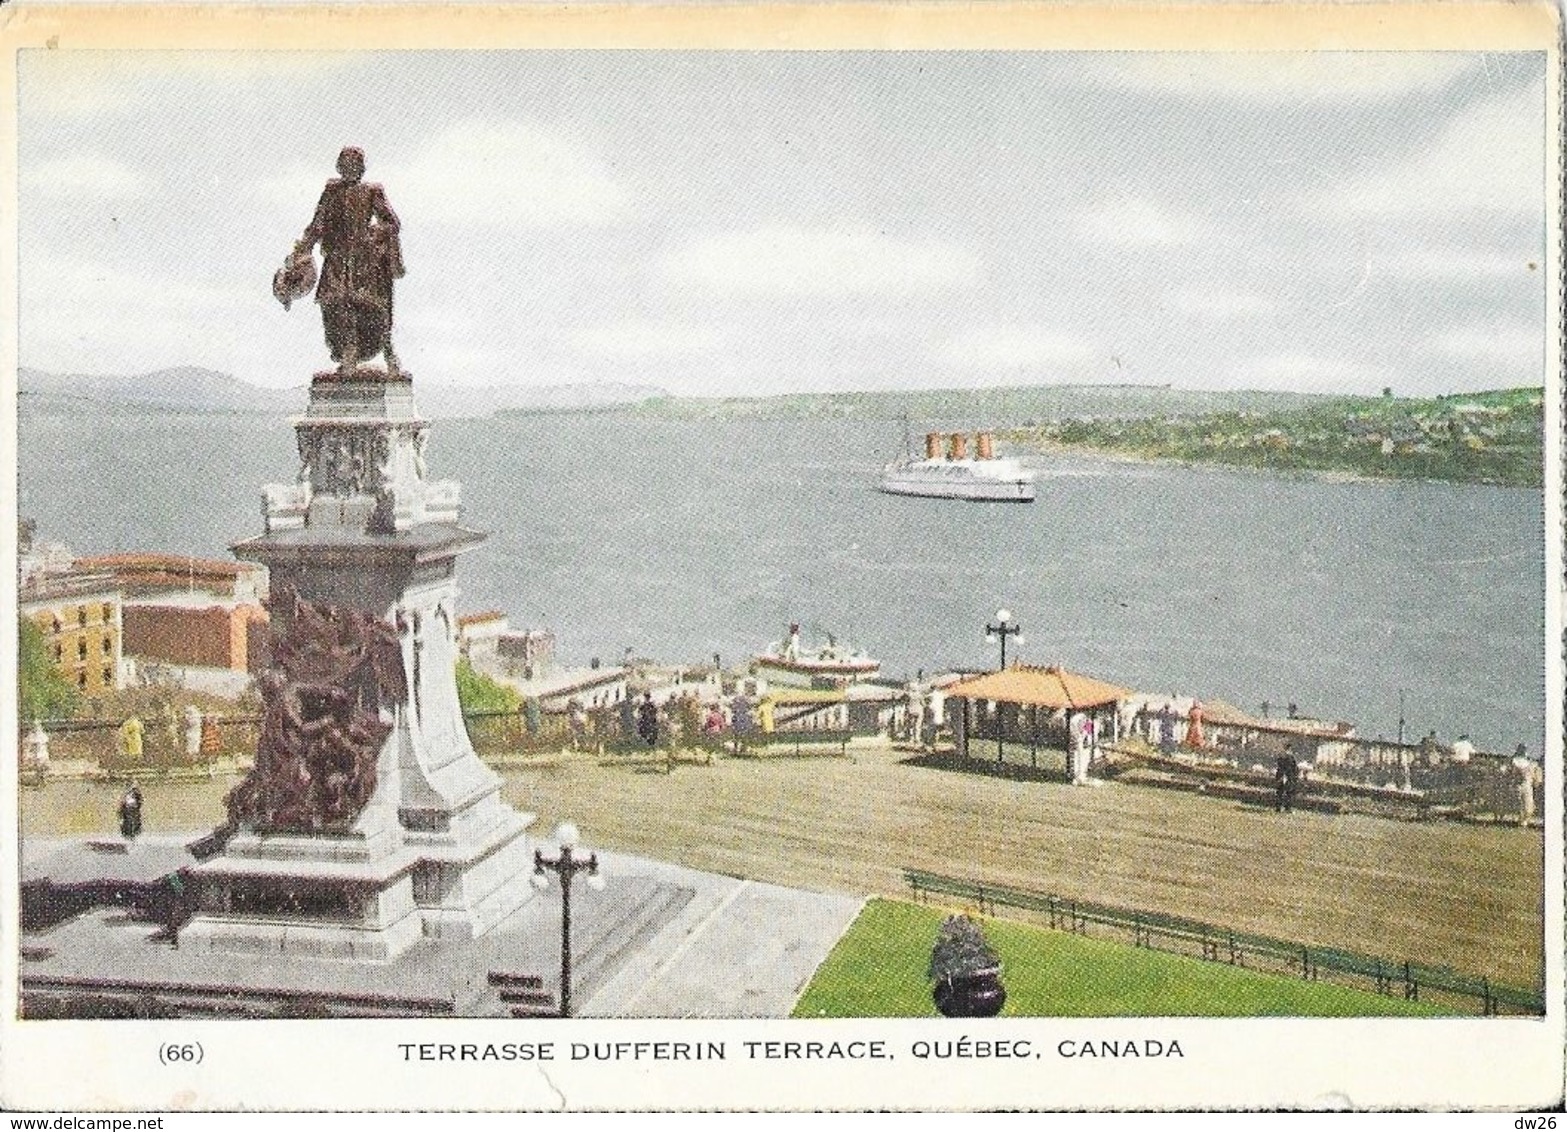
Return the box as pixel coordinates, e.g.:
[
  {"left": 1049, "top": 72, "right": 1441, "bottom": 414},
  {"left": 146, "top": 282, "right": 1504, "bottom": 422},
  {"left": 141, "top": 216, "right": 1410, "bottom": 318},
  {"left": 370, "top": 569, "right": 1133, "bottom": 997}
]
[{"left": 792, "top": 899, "right": 1447, "bottom": 1018}]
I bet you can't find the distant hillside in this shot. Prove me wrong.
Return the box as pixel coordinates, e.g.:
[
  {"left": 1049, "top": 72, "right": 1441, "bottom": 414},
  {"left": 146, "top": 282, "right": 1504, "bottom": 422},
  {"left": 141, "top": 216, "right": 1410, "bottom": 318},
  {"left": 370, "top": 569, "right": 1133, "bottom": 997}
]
[
  {"left": 440, "top": 382, "right": 667, "bottom": 418},
  {"left": 626, "top": 384, "right": 1333, "bottom": 425},
  {"left": 17, "top": 366, "right": 668, "bottom": 420},
  {"left": 25, "top": 368, "right": 1513, "bottom": 440},
  {"left": 1008, "top": 387, "right": 1546, "bottom": 487},
  {"left": 19, "top": 366, "right": 299, "bottom": 414}
]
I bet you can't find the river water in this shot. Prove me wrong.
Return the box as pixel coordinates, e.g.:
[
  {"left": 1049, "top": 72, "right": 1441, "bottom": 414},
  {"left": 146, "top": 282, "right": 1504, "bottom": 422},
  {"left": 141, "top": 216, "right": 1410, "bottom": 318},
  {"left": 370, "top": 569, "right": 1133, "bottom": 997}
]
[{"left": 18, "top": 407, "right": 1548, "bottom": 754}]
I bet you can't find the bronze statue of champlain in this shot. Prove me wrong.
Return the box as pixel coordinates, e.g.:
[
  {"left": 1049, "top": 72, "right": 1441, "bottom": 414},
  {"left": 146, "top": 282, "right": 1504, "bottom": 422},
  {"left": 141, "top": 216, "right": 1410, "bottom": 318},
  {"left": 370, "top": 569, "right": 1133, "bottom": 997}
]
[{"left": 275, "top": 147, "right": 406, "bottom": 377}]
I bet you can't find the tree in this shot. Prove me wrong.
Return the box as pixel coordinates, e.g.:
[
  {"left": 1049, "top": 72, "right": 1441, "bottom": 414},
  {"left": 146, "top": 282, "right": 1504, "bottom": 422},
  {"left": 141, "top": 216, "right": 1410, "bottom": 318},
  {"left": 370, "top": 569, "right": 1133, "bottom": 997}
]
[
  {"left": 453, "top": 658, "right": 521, "bottom": 716},
  {"left": 19, "top": 619, "right": 79, "bottom": 724}
]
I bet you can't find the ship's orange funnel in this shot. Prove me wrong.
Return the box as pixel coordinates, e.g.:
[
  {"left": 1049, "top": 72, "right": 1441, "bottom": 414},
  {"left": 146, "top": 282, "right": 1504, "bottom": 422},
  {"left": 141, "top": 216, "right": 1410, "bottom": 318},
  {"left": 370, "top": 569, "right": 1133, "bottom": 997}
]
[
  {"left": 976, "top": 432, "right": 995, "bottom": 460},
  {"left": 925, "top": 432, "right": 942, "bottom": 459},
  {"left": 948, "top": 433, "right": 969, "bottom": 460}
]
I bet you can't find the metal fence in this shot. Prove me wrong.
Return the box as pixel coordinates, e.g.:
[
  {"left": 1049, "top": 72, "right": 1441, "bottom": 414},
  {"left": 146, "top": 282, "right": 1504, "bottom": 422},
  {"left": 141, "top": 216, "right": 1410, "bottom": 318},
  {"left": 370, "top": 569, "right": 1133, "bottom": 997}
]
[
  {"left": 24, "top": 706, "right": 738, "bottom": 777},
  {"left": 24, "top": 715, "right": 263, "bottom": 780},
  {"left": 460, "top": 708, "right": 574, "bottom": 755},
  {"left": 904, "top": 867, "right": 1543, "bottom": 1017}
]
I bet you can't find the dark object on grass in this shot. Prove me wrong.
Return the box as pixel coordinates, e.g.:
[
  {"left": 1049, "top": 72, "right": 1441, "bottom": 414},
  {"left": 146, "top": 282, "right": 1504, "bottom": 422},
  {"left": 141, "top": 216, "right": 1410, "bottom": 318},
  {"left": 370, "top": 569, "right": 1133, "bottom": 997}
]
[
  {"left": 117, "top": 785, "right": 143, "bottom": 840},
  {"left": 928, "top": 914, "right": 1006, "bottom": 1017}
]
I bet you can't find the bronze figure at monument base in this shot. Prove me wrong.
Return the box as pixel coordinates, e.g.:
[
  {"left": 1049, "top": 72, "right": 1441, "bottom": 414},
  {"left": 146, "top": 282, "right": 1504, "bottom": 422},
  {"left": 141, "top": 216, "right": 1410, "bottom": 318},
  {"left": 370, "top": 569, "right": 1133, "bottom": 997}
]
[{"left": 224, "top": 584, "right": 407, "bottom": 836}]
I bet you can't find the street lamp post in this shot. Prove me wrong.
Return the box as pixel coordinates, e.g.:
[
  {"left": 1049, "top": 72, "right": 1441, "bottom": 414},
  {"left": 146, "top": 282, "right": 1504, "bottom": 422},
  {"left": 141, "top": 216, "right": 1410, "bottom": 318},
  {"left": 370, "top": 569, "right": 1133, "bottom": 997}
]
[
  {"left": 984, "top": 609, "right": 1024, "bottom": 762},
  {"left": 532, "top": 822, "right": 606, "bottom": 1018},
  {"left": 985, "top": 609, "right": 1023, "bottom": 670}
]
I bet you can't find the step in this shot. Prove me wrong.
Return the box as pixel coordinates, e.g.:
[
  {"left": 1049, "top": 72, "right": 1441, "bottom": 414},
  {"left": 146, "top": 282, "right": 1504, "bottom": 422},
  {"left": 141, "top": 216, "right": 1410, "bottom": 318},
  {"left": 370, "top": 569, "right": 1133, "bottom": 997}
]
[
  {"left": 487, "top": 971, "right": 544, "bottom": 990},
  {"left": 574, "top": 886, "right": 695, "bottom": 996},
  {"left": 497, "top": 989, "right": 556, "bottom": 1008}
]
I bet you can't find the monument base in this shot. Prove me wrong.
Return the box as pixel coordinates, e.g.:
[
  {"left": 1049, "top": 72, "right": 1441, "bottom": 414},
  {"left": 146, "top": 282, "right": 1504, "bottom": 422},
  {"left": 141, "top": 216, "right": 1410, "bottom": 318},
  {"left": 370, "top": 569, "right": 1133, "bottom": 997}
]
[
  {"left": 182, "top": 802, "right": 537, "bottom": 962},
  {"left": 405, "top": 800, "right": 538, "bottom": 942},
  {"left": 190, "top": 374, "right": 543, "bottom": 963}
]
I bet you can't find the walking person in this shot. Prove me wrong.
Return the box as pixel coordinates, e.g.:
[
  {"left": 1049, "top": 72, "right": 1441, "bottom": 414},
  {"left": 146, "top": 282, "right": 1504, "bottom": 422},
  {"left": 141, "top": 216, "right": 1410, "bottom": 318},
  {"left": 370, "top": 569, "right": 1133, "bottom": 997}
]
[
  {"left": 619, "top": 693, "right": 638, "bottom": 745},
  {"left": 566, "top": 697, "right": 588, "bottom": 752},
  {"left": 590, "top": 701, "right": 612, "bottom": 755},
  {"left": 1157, "top": 704, "right": 1176, "bottom": 754},
  {"left": 662, "top": 700, "right": 682, "bottom": 774},
  {"left": 1274, "top": 748, "right": 1300, "bottom": 813},
  {"left": 118, "top": 783, "right": 144, "bottom": 840},
  {"left": 636, "top": 692, "right": 659, "bottom": 748},
  {"left": 199, "top": 713, "right": 223, "bottom": 759},
  {"left": 23, "top": 721, "right": 50, "bottom": 787},
  {"left": 730, "top": 693, "right": 753, "bottom": 755},
  {"left": 118, "top": 714, "right": 144, "bottom": 765},
  {"left": 184, "top": 705, "right": 204, "bottom": 760}
]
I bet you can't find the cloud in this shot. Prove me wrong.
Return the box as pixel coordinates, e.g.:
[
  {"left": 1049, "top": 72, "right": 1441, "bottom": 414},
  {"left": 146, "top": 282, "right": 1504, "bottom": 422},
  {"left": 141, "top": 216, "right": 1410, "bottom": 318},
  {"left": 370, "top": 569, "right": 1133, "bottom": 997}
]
[
  {"left": 385, "top": 120, "right": 631, "bottom": 228},
  {"left": 658, "top": 227, "right": 982, "bottom": 298},
  {"left": 1074, "top": 53, "right": 1476, "bottom": 103},
  {"left": 1367, "top": 246, "right": 1540, "bottom": 280},
  {"left": 938, "top": 326, "right": 1099, "bottom": 370},
  {"left": 1228, "top": 352, "right": 1396, "bottom": 392},
  {"left": 24, "top": 254, "right": 246, "bottom": 323},
  {"left": 395, "top": 302, "right": 481, "bottom": 341},
  {"left": 1169, "top": 288, "right": 1278, "bottom": 318},
  {"left": 1316, "top": 79, "right": 1545, "bottom": 218},
  {"left": 1075, "top": 198, "right": 1208, "bottom": 247},
  {"left": 569, "top": 320, "right": 728, "bottom": 359},
  {"left": 21, "top": 252, "right": 261, "bottom": 373},
  {"left": 1419, "top": 322, "right": 1541, "bottom": 366},
  {"left": 22, "top": 153, "right": 149, "bottom": 201},
  {"left": 253, "top": 162, "right": 329, "bottom": 211}
]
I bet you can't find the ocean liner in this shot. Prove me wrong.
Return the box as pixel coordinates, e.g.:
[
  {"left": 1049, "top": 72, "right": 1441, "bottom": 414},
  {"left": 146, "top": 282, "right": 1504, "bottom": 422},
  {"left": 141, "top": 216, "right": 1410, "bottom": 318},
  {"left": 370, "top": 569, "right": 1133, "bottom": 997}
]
[{"left": 879, "top": 429, "right": 1036, "bottom": 503}]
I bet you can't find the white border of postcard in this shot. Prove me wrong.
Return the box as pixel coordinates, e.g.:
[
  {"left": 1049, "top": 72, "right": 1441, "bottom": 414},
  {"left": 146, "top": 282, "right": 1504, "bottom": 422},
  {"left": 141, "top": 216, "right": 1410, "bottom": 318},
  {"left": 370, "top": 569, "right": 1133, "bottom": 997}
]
[{"left": 1, "top": 0, "right": 1562, "bottom": 1113}]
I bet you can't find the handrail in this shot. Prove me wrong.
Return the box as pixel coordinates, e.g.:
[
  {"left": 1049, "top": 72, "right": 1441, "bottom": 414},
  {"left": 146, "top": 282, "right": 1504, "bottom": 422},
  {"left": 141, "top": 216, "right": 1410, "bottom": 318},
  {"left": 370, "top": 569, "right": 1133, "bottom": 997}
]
[{"left": 903, "top": 867, "right": 1542, "bottom": 1015}]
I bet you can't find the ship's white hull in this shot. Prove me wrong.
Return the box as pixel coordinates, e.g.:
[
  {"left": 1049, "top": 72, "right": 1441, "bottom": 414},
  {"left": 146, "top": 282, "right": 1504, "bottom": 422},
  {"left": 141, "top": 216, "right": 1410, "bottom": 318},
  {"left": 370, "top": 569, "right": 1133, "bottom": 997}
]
[
  {"left": 754, "top": 657, "right": 882, "bottom": 688},
  {"left": 879, "top": 460, "right": 1036, "bottom": 503}
]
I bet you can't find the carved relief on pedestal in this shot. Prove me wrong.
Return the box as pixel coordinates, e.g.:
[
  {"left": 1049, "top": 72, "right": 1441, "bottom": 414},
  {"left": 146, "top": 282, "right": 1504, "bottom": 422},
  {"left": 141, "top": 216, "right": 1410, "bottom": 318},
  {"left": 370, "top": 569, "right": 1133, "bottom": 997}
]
[
  {"left": 225, "top": 585, "right": 408, "bottom": 835},
  {"left": 297, "top": 425, "right": 391, "bottom": 497}
]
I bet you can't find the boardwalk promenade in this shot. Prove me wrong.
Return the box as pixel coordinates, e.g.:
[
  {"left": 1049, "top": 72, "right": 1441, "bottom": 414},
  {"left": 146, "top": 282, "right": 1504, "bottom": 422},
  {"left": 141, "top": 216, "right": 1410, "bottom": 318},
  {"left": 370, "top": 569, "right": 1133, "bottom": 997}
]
[
  {"left": 507, "top": 741, "right": 1544, "bottom": 991},
  {"left": 22, "top": 739, "right": 1544, "bottom": 992}
]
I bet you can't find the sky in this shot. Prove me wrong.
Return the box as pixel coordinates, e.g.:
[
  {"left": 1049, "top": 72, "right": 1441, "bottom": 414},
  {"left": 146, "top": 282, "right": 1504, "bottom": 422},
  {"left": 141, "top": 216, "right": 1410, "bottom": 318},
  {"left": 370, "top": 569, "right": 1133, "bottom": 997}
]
[{"left": 18, "top": 49, "right": 1551, "bottom": 397}]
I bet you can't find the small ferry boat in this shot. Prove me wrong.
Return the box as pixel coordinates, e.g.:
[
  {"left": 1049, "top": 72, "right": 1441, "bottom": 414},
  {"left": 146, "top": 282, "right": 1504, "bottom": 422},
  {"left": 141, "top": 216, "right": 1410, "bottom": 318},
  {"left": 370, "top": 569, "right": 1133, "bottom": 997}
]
[
  {"left": 879, "top": 428, "right": 1036, "bottom": 503},
  {"left": 752, "top": 623, "right": 881, "bottom": 689}
]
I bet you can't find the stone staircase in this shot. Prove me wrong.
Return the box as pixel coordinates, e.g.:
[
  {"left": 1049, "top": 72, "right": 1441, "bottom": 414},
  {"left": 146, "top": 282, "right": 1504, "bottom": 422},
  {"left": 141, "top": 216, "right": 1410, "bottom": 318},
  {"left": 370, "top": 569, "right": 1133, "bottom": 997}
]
[
  {"left": 467, "top": 882, "right": 695, "bottom": 1017},
  {"left": 574, "top": 884, "right": 695, "bottom": 1000}
]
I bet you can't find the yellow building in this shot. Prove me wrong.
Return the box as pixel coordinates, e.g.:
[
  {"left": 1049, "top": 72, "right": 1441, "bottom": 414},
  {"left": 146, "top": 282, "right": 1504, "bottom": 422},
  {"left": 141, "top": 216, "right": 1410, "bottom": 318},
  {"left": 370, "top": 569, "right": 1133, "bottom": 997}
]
[{"left": 19, "top": 571, "right": 125, "bottom": 696}]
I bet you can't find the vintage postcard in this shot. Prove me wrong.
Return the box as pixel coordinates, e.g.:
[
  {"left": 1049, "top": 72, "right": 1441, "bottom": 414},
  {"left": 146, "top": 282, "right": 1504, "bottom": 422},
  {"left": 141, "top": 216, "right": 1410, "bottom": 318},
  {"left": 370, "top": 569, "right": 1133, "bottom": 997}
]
[{"left": 2, "top": 0, "right": 1562, "bottom": 1115}]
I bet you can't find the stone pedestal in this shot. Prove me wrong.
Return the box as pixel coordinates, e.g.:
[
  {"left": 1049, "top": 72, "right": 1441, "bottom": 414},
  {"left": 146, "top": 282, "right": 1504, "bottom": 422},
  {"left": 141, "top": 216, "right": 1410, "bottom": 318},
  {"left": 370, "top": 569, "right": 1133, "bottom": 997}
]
[{"left": 182, "top": 371, "right": 536, "bottom": 961}]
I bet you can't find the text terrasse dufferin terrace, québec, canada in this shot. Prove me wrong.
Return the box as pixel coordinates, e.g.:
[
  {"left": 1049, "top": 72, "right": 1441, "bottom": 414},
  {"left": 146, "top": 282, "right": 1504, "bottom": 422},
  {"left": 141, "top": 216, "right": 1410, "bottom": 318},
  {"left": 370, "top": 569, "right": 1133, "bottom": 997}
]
[{"left": 392, "top": 1037, "right": 1185, "bottom": 1063}]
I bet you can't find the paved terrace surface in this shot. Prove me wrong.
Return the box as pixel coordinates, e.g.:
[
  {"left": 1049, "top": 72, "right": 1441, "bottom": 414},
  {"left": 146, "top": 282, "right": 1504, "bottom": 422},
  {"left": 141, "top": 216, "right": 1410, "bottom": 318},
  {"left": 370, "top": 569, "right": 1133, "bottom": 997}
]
[{"left": 20, "top": 836, "right": 864, "bottom": 1019}]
